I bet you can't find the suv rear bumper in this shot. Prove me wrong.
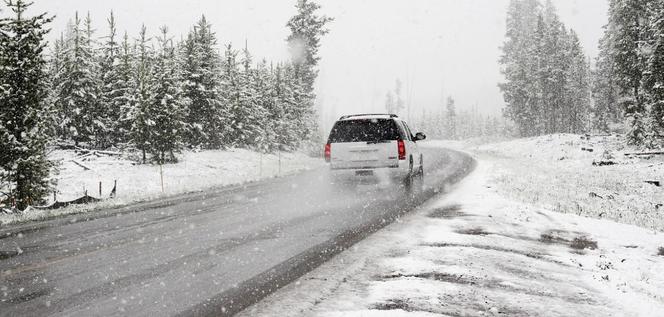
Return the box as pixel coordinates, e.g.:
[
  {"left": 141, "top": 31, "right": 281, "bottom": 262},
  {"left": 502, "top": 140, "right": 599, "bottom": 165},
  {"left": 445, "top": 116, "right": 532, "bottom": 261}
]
[{"left": 328, "top": 164, "right": 410, "bottom": 183}]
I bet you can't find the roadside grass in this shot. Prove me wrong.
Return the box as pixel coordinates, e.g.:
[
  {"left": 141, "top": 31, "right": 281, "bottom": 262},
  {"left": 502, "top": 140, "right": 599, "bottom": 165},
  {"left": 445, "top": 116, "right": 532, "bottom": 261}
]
[{"left": 472, "top": 134, "right": 664, "bottom": 232}]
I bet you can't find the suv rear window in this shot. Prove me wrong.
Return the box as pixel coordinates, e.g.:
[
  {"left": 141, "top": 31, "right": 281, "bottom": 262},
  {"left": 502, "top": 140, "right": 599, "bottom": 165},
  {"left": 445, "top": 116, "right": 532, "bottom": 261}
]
[{"left": 328, "top": 119, "right": 401, "bottom": 143}]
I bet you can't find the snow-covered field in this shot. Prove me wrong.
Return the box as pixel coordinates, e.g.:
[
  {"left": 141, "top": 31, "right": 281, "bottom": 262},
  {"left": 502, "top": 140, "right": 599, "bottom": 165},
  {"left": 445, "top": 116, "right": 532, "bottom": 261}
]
[
  {"left": 466, "top": 134, "right": 664, "bottom": 232},
  {"left": 0, "top": 148, "right": 323, "bottom": 225},
  {"left": 240, "top": 138, "right": 664, "bottom": 316}
]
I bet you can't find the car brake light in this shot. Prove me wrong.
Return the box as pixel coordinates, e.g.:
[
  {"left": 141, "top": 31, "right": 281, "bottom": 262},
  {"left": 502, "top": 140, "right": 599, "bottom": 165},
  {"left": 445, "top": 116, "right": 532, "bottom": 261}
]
[
  {"left": 398, "top": 140, "right": 406, "bottom": 160},
  {"left": 324, "top": 143, "right": 331, "bottom": 162}
]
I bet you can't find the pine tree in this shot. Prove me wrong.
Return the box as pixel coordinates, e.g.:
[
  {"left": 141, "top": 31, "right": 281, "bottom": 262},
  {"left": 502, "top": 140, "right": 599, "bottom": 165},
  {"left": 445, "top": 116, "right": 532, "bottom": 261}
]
[
  {"left": 286, "top": 0, "right": 332, "bottom": 95},
  {"left": 608, "top": 0, "right": 648, "bottom": 144},
  {"left": 113, "top": 31, "right": 136, "bottom": 145},
  {"left": 45, "top": 33, "right": 65, "bottom": 137},
  {"left": 0, "top": 0, "right": 53, "bottom": 209},
  {"left": 501, "top": 0, "right": 591, "bottom": 136},
  {"left": 149, "top": 27, "right": 187, "bottom": 163},
  {"left": 180, "top": 16, "right": 226, "bottom": 149},
  {"left": 252, "top": 60, "right": 275, "bottom": 152},
  {"left": 592, "top": 26, "right": 622, "bottom": 132},
  {"left": 394, "top": 79, "right": 405, "bottom": 115},
  {"left": 221, "top": 43, "right": 242, "bottom": 147},
  {"left": 565, "top": 31, "right": 591, "bottom": 133},
  {"left": 446, "top": 97, "right": 457, "bottom": 139},
  {"left": 271, "top": 63, "right": 299, "bottom": 150},
  {"left": 643, "top": 1, "right": 664, "bottom": 143},
  {"left": 499, "top": 0, "right": 541, "bottom": 137},
  {"left": 83, "top": 12, "right": 105, "bottom": 148},
  {"left": 131, "top": 25, "right": 154, "bottom": 163},
  {"left": 286, "top": 0, "right": 332, "bottom": 146},
  {"left": 237, "top": 45, "right": 266, "bottom": 148},
  {"left": 53, "top": 12, "right": 100, "bottom": 146},
  {"left": 99, "top": 11, "right": 123, "bottom": 148},
  {"left": 384, "top": 91, "right": 395, "bottom": 114}
]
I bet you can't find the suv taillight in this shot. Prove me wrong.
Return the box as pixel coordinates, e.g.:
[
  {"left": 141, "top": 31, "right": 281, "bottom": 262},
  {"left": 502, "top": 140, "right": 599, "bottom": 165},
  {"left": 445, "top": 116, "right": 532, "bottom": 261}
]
[
  {"left": 324, "top": 143, "right": 331, "bottom": 162},
  {"left": 398, "top": 140, "right": 406, "bottom": 160}
]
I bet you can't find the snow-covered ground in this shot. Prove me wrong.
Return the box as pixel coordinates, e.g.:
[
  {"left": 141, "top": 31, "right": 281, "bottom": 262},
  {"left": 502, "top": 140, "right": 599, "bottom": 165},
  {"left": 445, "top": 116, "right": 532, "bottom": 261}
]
[
  {"left": 240, "top": 138, "right": 664, "bottom": 316},
  {"left": 466, "top": 134, "right": 664, "bottom": 232},
  {"left": 0, "top": 148, "right": 323, "bottom": 225}
]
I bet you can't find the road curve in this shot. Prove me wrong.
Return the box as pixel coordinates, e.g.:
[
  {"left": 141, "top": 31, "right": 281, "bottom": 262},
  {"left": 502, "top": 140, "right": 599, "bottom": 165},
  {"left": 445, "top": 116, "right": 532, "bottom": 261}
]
[{"left": 0, "top": 146, "right": 474, "bottom": 317}]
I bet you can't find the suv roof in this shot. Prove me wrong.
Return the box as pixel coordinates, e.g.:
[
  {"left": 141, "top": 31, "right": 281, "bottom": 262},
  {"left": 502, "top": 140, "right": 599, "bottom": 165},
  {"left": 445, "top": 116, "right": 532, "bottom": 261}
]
[{"left": 338, "top": 114, "right": 399, "bottom": 121}]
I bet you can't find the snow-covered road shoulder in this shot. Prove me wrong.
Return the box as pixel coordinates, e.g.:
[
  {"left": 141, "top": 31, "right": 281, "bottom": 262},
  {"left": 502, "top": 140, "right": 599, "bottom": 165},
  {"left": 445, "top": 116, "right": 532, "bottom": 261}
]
[
  {"left": 240, "top": 159, "right": 664, "bottom": 316},
  {"left": 0, "top": 149, "right": 324, "bottom": 225}
]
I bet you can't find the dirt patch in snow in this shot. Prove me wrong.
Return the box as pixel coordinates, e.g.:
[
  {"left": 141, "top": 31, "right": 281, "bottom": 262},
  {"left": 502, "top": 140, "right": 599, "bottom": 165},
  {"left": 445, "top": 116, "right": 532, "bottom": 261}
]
[
  {"left": 540, "top": 230, "right": 598, "bottom": 251},
  {"left": 422, "top": 242, "right": 569, "bottom": 266},
  {"left": 380, "top": 272, "right": 480, "bottom": 285},
  {"left": 378, "top": 271, "right": 597, "bottom": 305},
  {"left": 570, "top": 236, "right": 598, "bottom": 250},
  {"left": 371, "top": 298, "right": 419, "bottom": 312},
  {"left": 428, "top": 204, "right": 469, "bottom": 219},
  {"left": 455, "top": 227, "right": 490, "bottom": 236}
]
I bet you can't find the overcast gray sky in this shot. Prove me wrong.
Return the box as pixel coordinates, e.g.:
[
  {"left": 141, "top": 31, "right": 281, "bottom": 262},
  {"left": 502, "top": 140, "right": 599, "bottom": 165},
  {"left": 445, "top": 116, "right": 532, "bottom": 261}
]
[{"left": 32, "top": 0, "right": 608, "bottom": 128}]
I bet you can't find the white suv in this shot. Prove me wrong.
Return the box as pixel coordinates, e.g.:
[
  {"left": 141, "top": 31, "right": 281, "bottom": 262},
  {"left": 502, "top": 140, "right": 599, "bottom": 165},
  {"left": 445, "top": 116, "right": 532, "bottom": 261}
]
[{"left": 324, "top": 114, "right": 426, "bottom": 184}]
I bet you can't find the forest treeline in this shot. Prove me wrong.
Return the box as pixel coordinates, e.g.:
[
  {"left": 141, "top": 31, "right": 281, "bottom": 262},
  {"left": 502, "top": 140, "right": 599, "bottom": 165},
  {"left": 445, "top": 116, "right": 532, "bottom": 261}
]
[
  {"left": 50, "top": 4, "right": 331, "bottom": 162},
  {"left": 0, "top": 0, "right": 331, "bottom": 209},
  {"left": 501, "top": 0, "right": 664, "bottom": 147}
]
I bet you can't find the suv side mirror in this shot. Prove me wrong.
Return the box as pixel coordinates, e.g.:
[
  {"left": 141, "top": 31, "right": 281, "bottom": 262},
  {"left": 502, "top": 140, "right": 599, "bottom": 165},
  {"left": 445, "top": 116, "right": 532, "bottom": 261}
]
[{"left": 415, "top": 132, "right": 426, "bottom": 141}]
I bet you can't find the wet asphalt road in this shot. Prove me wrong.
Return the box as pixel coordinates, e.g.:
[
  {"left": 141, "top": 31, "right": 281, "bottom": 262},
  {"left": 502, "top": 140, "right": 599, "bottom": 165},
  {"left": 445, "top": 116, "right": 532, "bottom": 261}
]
[{"left": 0, "top": 147, "right": 474, "bottom": 317}]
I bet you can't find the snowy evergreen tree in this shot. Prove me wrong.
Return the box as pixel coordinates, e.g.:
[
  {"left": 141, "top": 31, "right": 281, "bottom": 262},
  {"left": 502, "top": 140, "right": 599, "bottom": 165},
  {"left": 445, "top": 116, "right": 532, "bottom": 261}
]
[
  {"left": 565, "top": 31, "right": 592, "bottom": 133},
  {"left": 499, "top": 0, "right": 540, "bottom": 136},
  {"left": 252, "top": 60, "right": 275, "bottom": 152},
  {"left": 446, "top": 97, "right": 458, "bottom": 139},
  {"left": 180, "top": 16, "right": 226, "bottom": 149},
  {"left": 501, "top": 0, "right": 591, "bottom": 136},
  {"left": 131, "top": 25, "right": 154, "bottom": 163},
  {"left": 0, "top": 0, "right": 53, "bottom": 209},
  {"left": 286, "top": 0, "right": 332, "bottom": 96},
  {"left": 286, "top": 0, "right": 332, "bottom": 146},
  {"left": 53, "top": 12, "right": 100, "bottom": 146},
  {"left": 236, "top": 45, "right": 266, "bottom": 148},
  {"left": 383, "top": 79, "right": 405, "bottom": 115},
  {"left": 592, "top": 26, "right": 622, "bottom": 132},
  {"left": 394, "top": 79, "right": 405, "bottom": 115},
  {"left": 384, "top": 91, "right": 396, "bottom": 114},
  {"left": 99, "top": 11, "right": 123, "bottom": 148},
  {"left": 641, "top": 0, "right": 664, "bottom": 145},
  {"left": 607, "top": 0, "right": 648, "bottom": 144},
  {"left": 149, "top": 27, "right": 187, "bottom": 163},
  {"left": 221, "top": 44, "right": 242, "bottom": 147},
  {"left": 112, "top": 31, "right": 137, "bottom": 145},
  {"left": 82, "top": 12, "right": 105, "bottom": 147},
  {"left": 271, "top": 63, "right": 301, "bottom": 150}
]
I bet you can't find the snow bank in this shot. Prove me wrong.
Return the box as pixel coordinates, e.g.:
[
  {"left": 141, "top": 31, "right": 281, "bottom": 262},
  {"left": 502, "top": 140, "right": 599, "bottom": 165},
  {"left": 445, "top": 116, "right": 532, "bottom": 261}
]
[
  {"left": 0, "top": 149, "right": 323, "bottom": 225},
  {"left": 468, "top": 134, "right": 664, "bottom": 232}
]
